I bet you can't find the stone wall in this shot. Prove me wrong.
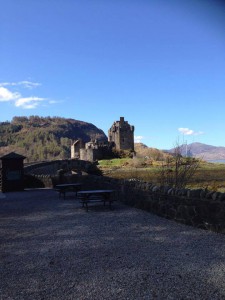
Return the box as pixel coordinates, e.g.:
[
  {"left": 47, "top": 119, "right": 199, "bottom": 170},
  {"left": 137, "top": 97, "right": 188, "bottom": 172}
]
[
  {"left": 23, "top": 172, "right": 225, "bottom": 234},
  {"left": 76, "top": 176, "right": 225, "bottom": 234},
  {"left": 80, "top": 148, "right": 104, "bottom": 162},
  {"left": 117, "top": 179, "right": 225, "bottom": 233},
  {"left": 24, "top": 159, "right": 99, "bottom": 175}
]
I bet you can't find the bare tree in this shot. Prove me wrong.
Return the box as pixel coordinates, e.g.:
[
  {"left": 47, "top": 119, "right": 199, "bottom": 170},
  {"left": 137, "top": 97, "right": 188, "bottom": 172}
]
[{"left": 158, "top": 142, "right": 200, "bottom": 189}]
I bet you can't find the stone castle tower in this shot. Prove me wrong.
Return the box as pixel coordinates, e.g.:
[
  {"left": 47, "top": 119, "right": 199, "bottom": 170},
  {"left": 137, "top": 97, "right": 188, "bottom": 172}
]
[{"left": 108, "top": 117, "right": 134, "bottom": 151}]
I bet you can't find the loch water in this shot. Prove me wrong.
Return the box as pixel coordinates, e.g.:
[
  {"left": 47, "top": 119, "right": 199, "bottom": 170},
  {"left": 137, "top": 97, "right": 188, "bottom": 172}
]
[{"left": 207, "top": 159, "right": 225, "bottom": 164}]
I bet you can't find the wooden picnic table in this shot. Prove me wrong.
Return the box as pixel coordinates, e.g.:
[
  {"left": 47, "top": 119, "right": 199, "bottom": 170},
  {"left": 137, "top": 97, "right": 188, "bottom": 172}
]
[
  {"left": 77, "top": 189, "right": 115, "bottom": 211},
  {"left": 55, "top": 183, "right": 82, "bottom": 199}
]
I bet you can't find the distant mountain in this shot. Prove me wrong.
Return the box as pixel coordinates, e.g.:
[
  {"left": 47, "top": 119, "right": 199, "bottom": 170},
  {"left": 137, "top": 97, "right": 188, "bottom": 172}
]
[
  {"left": 168, "top": 142, "right": 225, "bottom": 160},
  {"left": 0, "top": 116, "right": 107, "bottom": 161}
]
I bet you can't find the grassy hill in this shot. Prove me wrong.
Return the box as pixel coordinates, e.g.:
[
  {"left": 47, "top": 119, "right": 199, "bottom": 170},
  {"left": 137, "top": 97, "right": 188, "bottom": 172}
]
[
  {"left": 0, "top": 116, "right": 107, "bottom": 162},
  {"left": 134, "top": 143, "right": 168, "bottom": 161}
]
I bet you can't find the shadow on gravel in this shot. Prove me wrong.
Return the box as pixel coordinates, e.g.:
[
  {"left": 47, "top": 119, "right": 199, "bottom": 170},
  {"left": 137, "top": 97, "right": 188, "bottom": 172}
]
[{"left": 1, "top": 189, "right": 225, "bottom": 299}]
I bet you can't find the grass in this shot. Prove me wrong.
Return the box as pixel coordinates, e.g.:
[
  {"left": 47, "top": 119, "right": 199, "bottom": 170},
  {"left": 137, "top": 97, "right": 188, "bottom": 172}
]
[
  {"left": 98, "top": 158, "right": 131, "bottom": 168},
  {"left": 98, "top": 158, "right": 225, "bottom": 192},
  {"left": 188, "top": 162, "right": 225, "bottom": 191}
]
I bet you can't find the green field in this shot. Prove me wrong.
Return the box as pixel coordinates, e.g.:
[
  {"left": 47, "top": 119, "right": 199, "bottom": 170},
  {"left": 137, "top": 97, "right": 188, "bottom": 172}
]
[{"left": 98, "top": 158, "right": 225, "bottom": 192}]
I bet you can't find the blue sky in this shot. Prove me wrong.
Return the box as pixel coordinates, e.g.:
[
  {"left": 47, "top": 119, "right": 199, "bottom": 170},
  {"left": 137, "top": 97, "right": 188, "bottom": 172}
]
[{"left": 0, "top": 0, "right": 225, "bottom": 150}]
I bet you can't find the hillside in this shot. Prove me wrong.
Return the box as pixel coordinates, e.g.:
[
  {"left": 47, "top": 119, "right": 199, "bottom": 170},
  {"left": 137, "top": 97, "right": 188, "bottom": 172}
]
[
  {"left": 169, "top": 142, "right": 225, "bottom": 160},
  {"left": 0, "top": 116, "right": 107, "bottom": 161},
  {"left": 134, "top": 143, "right": 168, "bottom": 161}
]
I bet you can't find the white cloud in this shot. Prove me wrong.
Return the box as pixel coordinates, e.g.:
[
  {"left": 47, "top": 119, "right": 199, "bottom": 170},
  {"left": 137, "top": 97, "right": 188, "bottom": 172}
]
[
  {"left": 134, "top": 135, "right": 144, "bottom": 143},
  {"left": 15, "top": 97, "right": 45, "bottom": 109},
  {"left": 19, "top": 81, "right": 41, "bottom": 89},
  {"left": 0, "top": 81, "right": 58, "bottom": 109},
  {"left": 178, "top": 127, "right": 203, "bottom": 136},
  {"left": 178, "top": 128, "right": 194, "bottom": 135},
  {"left": 0, "top": 87, "right": 20, "bottom": 102},
  {"left": 0, "top": 81, "right": 41, "bottom": 89},
  {"left": 49, "top": 100, "right": 58, "bottom": 104}
]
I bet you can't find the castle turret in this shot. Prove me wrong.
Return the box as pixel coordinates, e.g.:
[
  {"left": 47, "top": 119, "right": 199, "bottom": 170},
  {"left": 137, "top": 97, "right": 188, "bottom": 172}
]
[
  {"left": 71, "top": 139, "right": 85, "bottom": 159},
  {"left": 108, "top": 117, "right": 134, "bottom": 151}
]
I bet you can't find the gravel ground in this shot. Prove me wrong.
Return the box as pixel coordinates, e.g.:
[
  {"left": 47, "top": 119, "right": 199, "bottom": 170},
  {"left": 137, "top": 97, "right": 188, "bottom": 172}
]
[{"left": 1, "top": 189, "right": 225, "bottom": 300}]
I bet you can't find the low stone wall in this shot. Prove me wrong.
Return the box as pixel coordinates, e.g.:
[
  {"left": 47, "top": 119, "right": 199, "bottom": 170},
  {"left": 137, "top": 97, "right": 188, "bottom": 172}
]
[
  {"left": 24, "top": 173, "right": 225, "bottom": 234},
  {"left": 78, "top": 176, "right": 225, "bottom": 233},
  {"left": 118, "top": 179, "right": 225, "bottom": 233}
]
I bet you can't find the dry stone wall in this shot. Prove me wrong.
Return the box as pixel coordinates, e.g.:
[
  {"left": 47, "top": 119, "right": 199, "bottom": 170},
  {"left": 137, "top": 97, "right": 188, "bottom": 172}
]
[
  {"left": 78, "top": 176, "right": 225, "bottom": 234},
  {"left": 23, "top": 171, "right": 225, "bottom": 234}
]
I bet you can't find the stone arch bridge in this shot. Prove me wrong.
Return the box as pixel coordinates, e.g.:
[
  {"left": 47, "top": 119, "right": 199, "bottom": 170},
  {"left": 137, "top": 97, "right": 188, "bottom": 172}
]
[{"left": 24, "top": 159, "right": 99, "bottom": 176}]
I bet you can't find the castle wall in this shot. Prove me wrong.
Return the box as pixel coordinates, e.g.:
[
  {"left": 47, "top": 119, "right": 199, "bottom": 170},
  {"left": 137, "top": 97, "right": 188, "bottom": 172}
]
[
  {"left": 71, "top": 140, "right": 85, "bottom": 159},
  {"left": 80, "top": 148, "right": 105, "bottom": 162}
]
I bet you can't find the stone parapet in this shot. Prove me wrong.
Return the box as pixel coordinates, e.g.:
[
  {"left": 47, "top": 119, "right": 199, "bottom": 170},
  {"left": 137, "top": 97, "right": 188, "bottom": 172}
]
[
  {"left": 23, "top": 173, "right": 225, "bottom": 234},
  {"left": 77, "top": 176, "right": 225, "bottom": 233}
]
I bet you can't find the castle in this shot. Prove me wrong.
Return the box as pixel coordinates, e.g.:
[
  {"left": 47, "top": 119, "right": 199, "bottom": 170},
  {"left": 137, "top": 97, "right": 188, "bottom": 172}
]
[
  {"left": 108, "top": 117, "right": 134, "bottom": 151},
  {"left": 71, "top": 117, "right": 134, "bottom": 162}
]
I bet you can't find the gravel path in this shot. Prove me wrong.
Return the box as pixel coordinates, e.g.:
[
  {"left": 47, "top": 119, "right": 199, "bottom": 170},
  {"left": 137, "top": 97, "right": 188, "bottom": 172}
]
[{"left": 1, "top": 189, "right": 225, "bottom": 299}]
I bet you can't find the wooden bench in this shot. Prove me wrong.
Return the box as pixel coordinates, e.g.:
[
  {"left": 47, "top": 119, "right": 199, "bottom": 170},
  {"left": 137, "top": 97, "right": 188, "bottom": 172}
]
[
  {"left": 77, "top": 190, "right": 115, "bottom": 211},
  {"left": 55, "top": 183, "right": 82, "bottom": 199}
]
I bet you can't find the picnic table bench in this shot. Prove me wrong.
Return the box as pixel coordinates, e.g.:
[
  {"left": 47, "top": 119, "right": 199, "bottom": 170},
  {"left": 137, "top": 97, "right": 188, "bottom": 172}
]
[
  {"left": 77, "top": 189, "right": 115, "bottom": 211},
  {"left": 55, "top": 183, "right": 82, "bottom": 199}
]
